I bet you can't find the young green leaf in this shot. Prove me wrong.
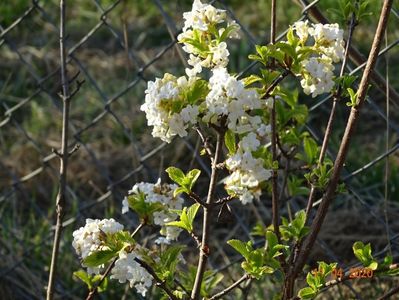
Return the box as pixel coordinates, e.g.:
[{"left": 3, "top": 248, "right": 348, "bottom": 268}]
[
  {"left": 186, "top": 203, "right": 200, "bottom": 229},
  {"left": 166, "top": 167, "right": 186, "bottom": 186},
  {"left": 224, "top": 129, "right": 237, "bottom": 155},
  {"left": 73, "top": 270, "right": 92, "bottom": 289},
  {"left": 83, "top": 249, "right": 117, "bottom": 267},
  {"left": 227, "top": 239, "right": 251, "bottom": 260},
  {"left": 298, "top": 287, "right": 317, "bottom": 299},
  {"left": 186, "top": 169, "right": 201, "bottom": 191},
  {"left": 352, "top": 241, "right": 378, "bottom": 270}
]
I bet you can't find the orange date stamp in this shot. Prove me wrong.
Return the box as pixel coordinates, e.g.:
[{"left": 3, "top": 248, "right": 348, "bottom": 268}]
[{"left": 311, "top": 267, "right": 374, "bottom": 280}]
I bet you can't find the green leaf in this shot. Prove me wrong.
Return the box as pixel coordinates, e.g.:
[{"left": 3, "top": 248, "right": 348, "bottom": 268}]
[
  {"left": 292, "top": 210, "right": 306, "bottom": 233},
  {"left": 127, "top": 193, "right": 164, "bottom": 223},
  {"left": 166, "top": 167, "right": 186, "bottom": 186},
  {"left": 251, "top": 223, "right": 267, "bottom": 237},
  {"left": 298, "top": 287, "right": 317, "bottom": 299},
  {"left": 224, "top": 129, "right": 237, "bottom": 155},
  {"left": 243, "top": 74, "right": 263, "bottom": 86},
  {"left": 173, "top": 186, "right": 187, "bottom": 197},
  {"left": 303, "top": 137, "right": 318, "bottom": 165},
  {"left": 346, "top": 87, "right": 358, "bottom": 107},
  {"left": 92, "top": 275, "right": 108, "bottom": 292},
  {"left": 353, "top": 241, "right": 377, "bottom": 268},
  {"left": 227, "top": 239, "right": 251, "bottom": 260},
  {"left": 186, "top": 169, "right": 201, "bottom": 191},
  {"left": 185, "top": 79, "right": 209, "bottom": 105},
  {"left": 220, "top": 24, "right": 239, "bottom": 41},
  {"left": 73, "top": 270, "right": 92, "bottom": 289},
  {"left": 187, "top": 203, "right": 200, "bottom": 230},
  {"left": 166, "top": 204, "right": 200, "bottom": 233},
  {"left": 165, "top": 220, "right": 189, "bottom": 232},
  {"left": 83, "top": 250, "right": 117, "bottom": 267}
]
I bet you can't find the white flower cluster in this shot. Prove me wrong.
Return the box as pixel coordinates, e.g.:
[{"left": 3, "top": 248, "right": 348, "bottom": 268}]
[
  {"left": 122, "top": 179, "right": 184, "bottom": 243},
  {"left": 204, "top": 67, "right": 263, "bottom": 134},
  {"left": 110, "top": 250, "right": 152, "bottom": 297},
  {"left": 293, "top": 21, "right": 344, "bottom": 97},
  {"left": 73, "top": 219, "right": 153, "bottom": 296},
  {"left": 178, "top": 0, "right": 240, "bottom": 76},
  {"left": 141, "top": 73, "right": 200, "bottom": 143},
  {"left": 225, "top": 132, "right": 272, "bottom": 204},
  {"left": 72, "top": 218, "right": 124, "bottom": 274}
]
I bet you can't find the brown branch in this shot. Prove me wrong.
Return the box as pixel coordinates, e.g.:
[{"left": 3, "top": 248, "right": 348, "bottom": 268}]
[
  {"left": 291, "top": 0, "right": 394, "bottom": 291},
  {"left": 195, "top": 126, "right": 213, "bottom": 157},
  {"left": 319, "top": 263, "right": 399, "bottom": 294},
  {"left": 377, "top": 286, "right": 399, "bottom": 300},
  {"left": 85, "top": 223, "right": 145, "bottom": 300},
  {"left": 189, "top": 192, "right": 209, "bottom": 208},
  {"left": 263, "top": 69, "right": 290, "bottom": 99},
  {"left": 214, "top": 195, "right": 234, "bottom": 206},
  {"left": 134, "top": 257, "right": 178, "bottom": 300},
  {"left": 269, "top": 0, "right": 282, "bottom": 248},
  {"left": 208, "top": 274, "right": 250, "bottom": 300},
  {"left": 191, "top": 126, "right": 225, "bottom": 300},
  {"left": 46, "top": 1, "right": 71, "bottom": 298},
  {"left": 305, "top": 10, "right": 357, "bottom": 219}
]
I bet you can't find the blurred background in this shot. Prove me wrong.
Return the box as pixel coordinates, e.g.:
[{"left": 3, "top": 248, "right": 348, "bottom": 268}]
[{"left": 0, "top": 0, "right": 399, "bottom": 299}]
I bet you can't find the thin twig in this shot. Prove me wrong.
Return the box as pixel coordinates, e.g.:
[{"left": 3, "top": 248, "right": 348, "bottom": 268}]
[
  {"left": 318, "top": 263, "right": 399, "bottom": 293},
  {"left": 291, "top": 0, "right": 394, "bottom": 291},
  {"left": 195, "top": 126, "right": 214, "bottom": 157},
  {"left": 377, "top": 286, "right": 399, "bottom": 300},
  {"left": 189, "top": 192, "right": 209, "bottom": 208},
  {"left": 263, "top": 69, "right": 290, "bottom": 99},
  {"left": 191, "top": 126, "right": 225, "bottom": 300},
  {"left": 383, "top": 28, "right": 392, "bottom": 256},
  {"left": 134, "top": 257, "right": 178, "bottom": 300},
  {"left": 208, "top": 274, "right": 250, "bottom": 300},
  {"left": 305, "top": 9, "right": 357, "bottom": 219},
  {"left": 46, "top": 1, "right": 71, "bottom": 298},
  {"left": 85, "top": 223, "right": 145, "bottom": 300},
  {"left": 287, "top": 11, "right": 359, "bottom": 291}
]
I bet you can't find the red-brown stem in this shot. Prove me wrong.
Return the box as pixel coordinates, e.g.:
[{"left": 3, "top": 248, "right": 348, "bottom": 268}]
[
  {"left": 191, "top": 128, "right": 224, "bottom": 300},
  {"left": 291, "top": 0, "right": 394, "bottom": 290}
]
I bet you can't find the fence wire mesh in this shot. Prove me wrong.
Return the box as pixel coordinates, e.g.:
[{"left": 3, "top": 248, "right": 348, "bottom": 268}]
[{"left": 0, "top": 0, "right": 398, "bottom": 299}]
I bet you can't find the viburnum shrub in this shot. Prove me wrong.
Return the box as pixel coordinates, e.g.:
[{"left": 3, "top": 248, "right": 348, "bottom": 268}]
[{"left": 72, "top": 1, "right": 397, "bottom": 299}]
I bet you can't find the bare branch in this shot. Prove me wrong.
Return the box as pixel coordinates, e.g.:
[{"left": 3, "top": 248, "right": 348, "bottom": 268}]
[
  {"left": 46, "top": 1, "right": 72, "bottom": 298},
  {"left": 191, "top": 125, "right": 225, "bottom": 300},
  {"left": 209, "top": 274, "right": 250, "bottom": 300},
  {"left": 134, "top": 257, "right": 178, "bottom": 300}
]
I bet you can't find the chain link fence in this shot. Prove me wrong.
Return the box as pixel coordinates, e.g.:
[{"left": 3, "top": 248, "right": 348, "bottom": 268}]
[{"left": 1, "top": 0, "right": 399, "bottom": 298}]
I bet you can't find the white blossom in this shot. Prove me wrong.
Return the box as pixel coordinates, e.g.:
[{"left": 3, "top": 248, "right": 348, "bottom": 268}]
[
  {"left": 225, "top": 147, "right": 272, "bottom": 204},
  {"left": 72, "top": 218, "right": 124, "bottom": 274},
  {"left": 110, "top": 250, "right": 152, "bottom": 296},
  {"left": 291, "top": 22, "right": 344, "bottom": 97},
  {"left": 124, "top": 179, "right": 184, "bottom": 242},
  {"left": 182, "top": 0, "right": 226, "bottom": 32},
  {"left": 293, "top": 20, "right": 309, "bottom": 42},
  {"left": 177, "top": 0, "right": 240, "bottom": 72},
  {"left": 204, "top": 67, "right": 263, "bottom": 134},
  {"left": 300, "top": 57, "right": 335, "bottom": 97},
  {"left": 141, "top": 73, "right": 200, "bottom": 142}
]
